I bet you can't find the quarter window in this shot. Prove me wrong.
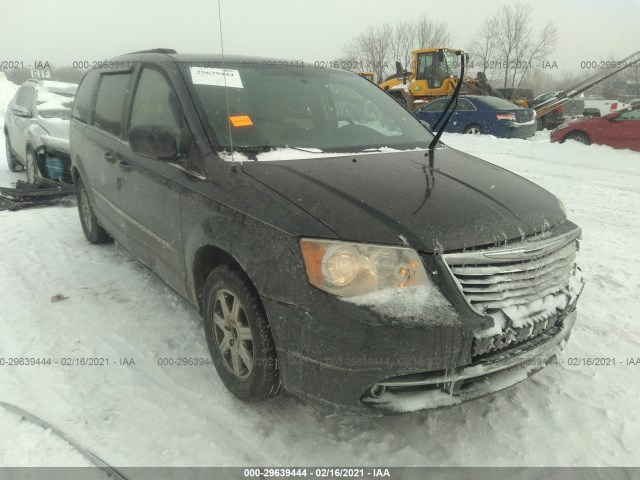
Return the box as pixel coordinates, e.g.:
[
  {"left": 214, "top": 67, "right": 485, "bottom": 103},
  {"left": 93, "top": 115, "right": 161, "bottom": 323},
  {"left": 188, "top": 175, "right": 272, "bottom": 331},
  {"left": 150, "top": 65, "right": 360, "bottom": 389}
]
[{"left": 94, "top": 73, "right": 131, "bottom": 137}]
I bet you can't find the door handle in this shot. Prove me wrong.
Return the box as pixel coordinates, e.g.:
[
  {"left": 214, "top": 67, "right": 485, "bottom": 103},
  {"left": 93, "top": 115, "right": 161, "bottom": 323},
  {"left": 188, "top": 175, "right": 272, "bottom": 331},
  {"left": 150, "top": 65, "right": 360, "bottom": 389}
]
[
  {"left": 118, "top": 159, "right": 132, "bottom": 171},
  {"left": 103, "top": 151, "right": 115, "bottom": 163}
]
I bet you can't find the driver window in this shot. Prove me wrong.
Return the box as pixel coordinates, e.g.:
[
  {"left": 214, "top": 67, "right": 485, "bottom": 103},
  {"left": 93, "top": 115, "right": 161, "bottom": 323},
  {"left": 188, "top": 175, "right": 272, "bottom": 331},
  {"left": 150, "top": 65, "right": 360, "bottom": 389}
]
[
  {"left": 416, "top": 53, "right": 433, "bottom": 81},
  {"left": 129, "top": 69, "right": 183, "bottom": 148}
]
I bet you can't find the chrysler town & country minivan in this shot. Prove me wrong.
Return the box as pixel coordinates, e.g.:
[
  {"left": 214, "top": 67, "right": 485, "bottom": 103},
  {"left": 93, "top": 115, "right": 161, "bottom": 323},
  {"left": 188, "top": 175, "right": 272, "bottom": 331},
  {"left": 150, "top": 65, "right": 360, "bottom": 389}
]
[{"left": 70, "top": 50, "right": 584, "bottom": 415}]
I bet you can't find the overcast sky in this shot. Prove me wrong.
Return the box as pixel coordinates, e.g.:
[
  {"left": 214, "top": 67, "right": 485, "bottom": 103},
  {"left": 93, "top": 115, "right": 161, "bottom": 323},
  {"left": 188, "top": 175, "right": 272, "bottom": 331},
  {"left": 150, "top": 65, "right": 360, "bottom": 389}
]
[{"left": 1, "top": 0, "right": 639, "bottom": 75}]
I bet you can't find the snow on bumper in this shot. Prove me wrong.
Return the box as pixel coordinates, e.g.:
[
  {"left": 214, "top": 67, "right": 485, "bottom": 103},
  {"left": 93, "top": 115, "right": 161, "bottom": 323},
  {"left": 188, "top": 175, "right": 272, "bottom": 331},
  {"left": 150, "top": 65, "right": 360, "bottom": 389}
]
[{"left": 362, "top": 309, "right": 577, "bottom": 415}]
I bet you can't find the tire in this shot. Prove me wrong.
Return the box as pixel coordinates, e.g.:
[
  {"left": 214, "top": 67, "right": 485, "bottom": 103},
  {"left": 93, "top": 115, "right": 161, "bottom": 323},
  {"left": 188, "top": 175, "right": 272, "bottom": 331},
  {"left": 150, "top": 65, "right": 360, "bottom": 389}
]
[
  {"left": 583, "top": 108, "right": 600, "bottom": 119},
  {"left": 76, "top": 176, "right": 111, "bottom": 243},
  {"left": 203, "top": 265, "right": 282, "bottom": 402},
  {"left": 536, "top": 118, "right": 545, "bottom": 131},
  {"left": 564, "top": 131, "right": 590, "bottom": 145},
  {"left": 5, "top": 134, "right": 22, "bottom": 172},
  {"left": 464, "top": 124, "right": 484, "bottom": 135}
]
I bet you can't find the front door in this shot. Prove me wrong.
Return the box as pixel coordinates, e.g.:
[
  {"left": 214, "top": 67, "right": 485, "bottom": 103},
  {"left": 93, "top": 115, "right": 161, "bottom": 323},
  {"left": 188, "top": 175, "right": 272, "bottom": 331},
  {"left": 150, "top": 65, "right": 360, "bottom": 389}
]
[{"left": 116, "top": 67, "right": 191, "bottom": 295}]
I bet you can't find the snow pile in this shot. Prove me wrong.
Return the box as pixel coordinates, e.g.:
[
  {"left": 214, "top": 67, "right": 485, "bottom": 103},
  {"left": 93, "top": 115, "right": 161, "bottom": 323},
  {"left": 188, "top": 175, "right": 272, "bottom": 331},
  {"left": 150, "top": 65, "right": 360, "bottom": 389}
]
[
  {"left": 0, "top": 72, "right": 19, "bottom": 120},
  {"left": 0, "top": 408, "right": 93, "bottom": 466}
]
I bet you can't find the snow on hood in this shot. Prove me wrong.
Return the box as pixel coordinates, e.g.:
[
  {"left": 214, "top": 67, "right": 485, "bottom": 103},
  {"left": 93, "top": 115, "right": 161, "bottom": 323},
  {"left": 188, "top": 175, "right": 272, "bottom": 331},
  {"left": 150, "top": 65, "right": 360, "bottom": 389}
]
[
  {"left": 39, "top": 81, "right": 77, "bottom": 96},
  {"left": 37, "top": 88, "right": 75, "bottom": 113}
]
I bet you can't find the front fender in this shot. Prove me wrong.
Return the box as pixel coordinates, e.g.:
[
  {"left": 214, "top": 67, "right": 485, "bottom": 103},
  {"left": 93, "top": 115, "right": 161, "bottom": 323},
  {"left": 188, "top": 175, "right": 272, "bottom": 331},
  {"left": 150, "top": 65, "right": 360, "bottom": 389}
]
[{"left": 26, "top": 123, "right": 49, "bottom": 152}]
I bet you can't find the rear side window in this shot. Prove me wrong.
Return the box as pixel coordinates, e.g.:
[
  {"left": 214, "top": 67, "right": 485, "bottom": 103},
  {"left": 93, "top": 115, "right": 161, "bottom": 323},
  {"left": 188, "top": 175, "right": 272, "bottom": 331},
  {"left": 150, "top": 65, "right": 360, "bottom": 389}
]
[
  {"left": 420, "top": 99, "right": 447, "bottom": 112},
  {"left": 72, "top": 69, "right": 100, "bottom": 123},
  {"left": 455, "top": 98, "right": 476, "bottom": 111},
  {"left": 94, "top": 73, "right": 131, "bottom": 137},
  {"left": 479, "top": 96, "right": 521, "bottom": 110}
]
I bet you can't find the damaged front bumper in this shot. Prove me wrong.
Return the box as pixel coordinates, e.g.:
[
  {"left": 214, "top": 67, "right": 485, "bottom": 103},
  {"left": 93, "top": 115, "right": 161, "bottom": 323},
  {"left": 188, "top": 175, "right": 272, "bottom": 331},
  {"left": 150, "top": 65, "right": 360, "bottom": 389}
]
[
  {"left": 35, "top": 135, "right": 72, "bottom": 183},
  {"left": 361, "top": 308, "right": 577, "bottom": 415},
  {"left": 265, "top": 224, "right": 584, "bottom": 416}
]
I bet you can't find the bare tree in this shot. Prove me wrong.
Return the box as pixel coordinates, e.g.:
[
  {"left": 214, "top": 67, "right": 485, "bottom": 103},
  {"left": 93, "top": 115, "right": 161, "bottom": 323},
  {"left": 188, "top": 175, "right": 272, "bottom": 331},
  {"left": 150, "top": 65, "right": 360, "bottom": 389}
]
[
  {"left": 343, "top": 23, "right": 394, "bottom": 81},
  {"left": 342, "top": 16, "right": 453, "bottom": 79},
  {"left": 469, "top": 18, "right": 498, "bottom": 77},
  {"left": 513, "top": 21, "right": 558, "bottom": 87},
  {"left": 471, "top": 3, "right": 558, "bottom": 88},
  {"left": 389, "top": 21, "right": 415, "bottom": 73},
  {"left": 414, "top": 17, "right": 452, "bottom": 49}
]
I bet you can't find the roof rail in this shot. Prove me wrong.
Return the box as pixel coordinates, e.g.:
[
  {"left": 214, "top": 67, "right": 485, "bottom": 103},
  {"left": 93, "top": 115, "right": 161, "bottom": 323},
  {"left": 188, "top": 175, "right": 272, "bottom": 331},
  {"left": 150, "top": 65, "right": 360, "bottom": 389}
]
[{"left": 126, "top": 48, "right": 177, "bottom": 55}]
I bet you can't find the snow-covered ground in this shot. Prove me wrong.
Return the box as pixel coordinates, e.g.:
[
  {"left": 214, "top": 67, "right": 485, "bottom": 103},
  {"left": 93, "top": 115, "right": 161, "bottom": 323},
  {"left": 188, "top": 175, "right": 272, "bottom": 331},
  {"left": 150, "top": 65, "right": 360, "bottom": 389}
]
[{"left": 1, "top": 72, "right": 639, "bottom": 467}]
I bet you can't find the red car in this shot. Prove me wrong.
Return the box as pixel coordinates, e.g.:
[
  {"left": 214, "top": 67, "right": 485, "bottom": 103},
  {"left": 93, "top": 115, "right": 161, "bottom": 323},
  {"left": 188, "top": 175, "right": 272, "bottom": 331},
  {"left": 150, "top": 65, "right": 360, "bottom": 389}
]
[{"left": 550, "top": 105, "right": 640, "bottom": 152}]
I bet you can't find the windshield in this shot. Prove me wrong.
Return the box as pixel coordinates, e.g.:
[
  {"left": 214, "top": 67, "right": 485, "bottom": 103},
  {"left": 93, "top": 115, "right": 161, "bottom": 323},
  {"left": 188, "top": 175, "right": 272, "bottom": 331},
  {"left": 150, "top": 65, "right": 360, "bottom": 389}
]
[{"left": 183, "top": 63, "right": 433, "bottom": 153}]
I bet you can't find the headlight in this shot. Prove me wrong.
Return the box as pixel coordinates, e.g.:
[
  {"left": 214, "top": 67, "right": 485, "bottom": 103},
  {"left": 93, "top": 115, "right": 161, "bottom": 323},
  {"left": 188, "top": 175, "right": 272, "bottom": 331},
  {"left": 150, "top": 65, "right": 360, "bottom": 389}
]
[
  {"left": 553, "top": 123, "right": 568, "bottom": 131},
  {"left": 300, "top": 239, "right": 429, "bottom": 296}
]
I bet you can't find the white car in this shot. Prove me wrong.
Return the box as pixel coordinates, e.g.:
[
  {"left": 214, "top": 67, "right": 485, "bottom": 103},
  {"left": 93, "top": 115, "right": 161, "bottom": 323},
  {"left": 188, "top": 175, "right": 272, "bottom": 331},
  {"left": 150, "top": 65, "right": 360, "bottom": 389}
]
[
  {"left": 4, "top": 79, "right": 77, "bottom": 183},
  {"left": 583, "top": 97, "right": 630, "bottom": 118}
]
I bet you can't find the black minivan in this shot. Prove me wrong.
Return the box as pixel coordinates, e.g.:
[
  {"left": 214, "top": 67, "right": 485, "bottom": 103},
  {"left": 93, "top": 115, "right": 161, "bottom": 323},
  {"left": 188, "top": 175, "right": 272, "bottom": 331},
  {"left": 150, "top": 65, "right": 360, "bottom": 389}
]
[{"left": 70, "top": 50, "right": 584, "bottom": 415}]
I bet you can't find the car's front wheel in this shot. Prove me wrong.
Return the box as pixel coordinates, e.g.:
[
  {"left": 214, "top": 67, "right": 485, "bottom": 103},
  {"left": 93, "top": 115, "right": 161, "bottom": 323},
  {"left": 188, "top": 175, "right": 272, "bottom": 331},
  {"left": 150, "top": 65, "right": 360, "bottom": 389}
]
[
  {"left": 5, "top": 134, "right": 22, "bottom": 172},
  {"left": 76, "top": 176, "right": 111, "bottom": 244},
  {"left": 203, "top": 265, "right": 282, "bottom": 402},
  {"left": 464, "top": 124, "right": 484, "bottom": 135},
  {"left": 565, "top": 131, "right": 591, "bottom": 145}
]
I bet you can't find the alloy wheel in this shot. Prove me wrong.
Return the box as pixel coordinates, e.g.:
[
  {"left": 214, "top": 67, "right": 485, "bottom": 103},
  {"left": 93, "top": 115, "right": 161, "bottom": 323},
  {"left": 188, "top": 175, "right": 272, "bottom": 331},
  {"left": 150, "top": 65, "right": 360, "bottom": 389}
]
[
  {"left": 79, "top": 185, "right": 92, "bottom": 231},
  {"left": 212, "top": 289, "right": 254, "bottom": 380}
]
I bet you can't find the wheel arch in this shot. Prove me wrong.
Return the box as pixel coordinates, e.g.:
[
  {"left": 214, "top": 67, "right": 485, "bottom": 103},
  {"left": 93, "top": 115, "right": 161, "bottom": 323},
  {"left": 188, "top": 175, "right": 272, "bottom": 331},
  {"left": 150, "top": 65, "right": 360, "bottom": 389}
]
[
  {"left": 191, "top": 245, "right": 259, "bottom": 313},
  {"left": 562, "top": 129, "right": 590, "bottom": 144}
]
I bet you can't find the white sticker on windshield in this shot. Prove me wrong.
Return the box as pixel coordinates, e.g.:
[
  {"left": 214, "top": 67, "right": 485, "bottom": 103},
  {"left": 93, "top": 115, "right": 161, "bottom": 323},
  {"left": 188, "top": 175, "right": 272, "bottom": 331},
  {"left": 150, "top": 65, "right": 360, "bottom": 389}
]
[{"left": 190, "top": 67, "right": 243, "bottom": 88}]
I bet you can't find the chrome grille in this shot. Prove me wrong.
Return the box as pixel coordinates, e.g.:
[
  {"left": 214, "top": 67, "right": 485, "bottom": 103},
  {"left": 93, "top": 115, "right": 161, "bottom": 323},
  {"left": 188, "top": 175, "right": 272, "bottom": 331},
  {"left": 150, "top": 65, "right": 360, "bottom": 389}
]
[
  {"left": 449, "top": 241, "right": 576, "bottom": 312},
  {"left": 443, "top": 228, "right": 583, "bottom": 357}
]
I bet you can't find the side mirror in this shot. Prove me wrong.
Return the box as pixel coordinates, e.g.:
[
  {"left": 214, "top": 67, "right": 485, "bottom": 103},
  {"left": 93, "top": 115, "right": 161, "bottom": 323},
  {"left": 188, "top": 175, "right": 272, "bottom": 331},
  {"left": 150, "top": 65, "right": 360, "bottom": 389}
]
[
  {"left": 12, "top": 105, "right": 30, "bottom": 117},
  {"left": 128, "top": 125, "right": 177, "bottom": 159},
  {"left": 395, "top": 61, "right": 404, "bottom": 76},
  {"left": 420, "top": 120, "right": 431, "bottom": 130}
]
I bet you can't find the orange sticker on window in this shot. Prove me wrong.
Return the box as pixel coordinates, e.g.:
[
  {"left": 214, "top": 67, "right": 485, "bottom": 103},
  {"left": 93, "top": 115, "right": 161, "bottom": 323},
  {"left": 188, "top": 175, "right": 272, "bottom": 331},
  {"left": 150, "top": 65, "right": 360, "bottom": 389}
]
[{"left": 229, "top": 115, "right": 254, "bottom": 127}]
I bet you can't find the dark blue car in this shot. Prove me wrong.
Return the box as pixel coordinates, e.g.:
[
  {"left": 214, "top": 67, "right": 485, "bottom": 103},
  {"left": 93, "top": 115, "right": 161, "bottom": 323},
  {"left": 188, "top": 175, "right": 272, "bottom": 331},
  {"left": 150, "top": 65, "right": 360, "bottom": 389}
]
[{"left": 415, "top": 95, "right": 537, "bottom": 139}]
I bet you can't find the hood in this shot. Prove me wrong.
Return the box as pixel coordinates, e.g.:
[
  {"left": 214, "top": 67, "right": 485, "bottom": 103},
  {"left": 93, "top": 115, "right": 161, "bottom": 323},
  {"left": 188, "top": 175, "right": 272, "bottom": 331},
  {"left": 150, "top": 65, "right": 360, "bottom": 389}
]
[
  {"left": 241, "top": 147, "right": 567, "bottom": 253},
  {"left": 35, "top": 117, "right": 71, "bottom": 141}
]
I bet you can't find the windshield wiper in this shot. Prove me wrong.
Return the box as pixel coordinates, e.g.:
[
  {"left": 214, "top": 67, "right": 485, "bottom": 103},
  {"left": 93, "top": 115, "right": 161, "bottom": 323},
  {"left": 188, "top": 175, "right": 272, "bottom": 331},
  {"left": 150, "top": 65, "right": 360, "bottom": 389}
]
[{"left": 428, "top": 51, "right": 467, "bottom": 161}]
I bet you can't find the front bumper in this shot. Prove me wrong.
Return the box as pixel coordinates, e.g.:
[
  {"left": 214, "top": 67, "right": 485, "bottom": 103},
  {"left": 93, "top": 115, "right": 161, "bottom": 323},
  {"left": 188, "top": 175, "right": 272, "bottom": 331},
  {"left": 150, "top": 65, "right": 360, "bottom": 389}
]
[
  {"left": 362, "top": 309, "right": 576, "bottom": 415},
  {"left": 263, "top": 290, "right": 580, "bottom": 416},
  {"left": 507, "top": 121, "right": 537, "bottom": 139}
]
